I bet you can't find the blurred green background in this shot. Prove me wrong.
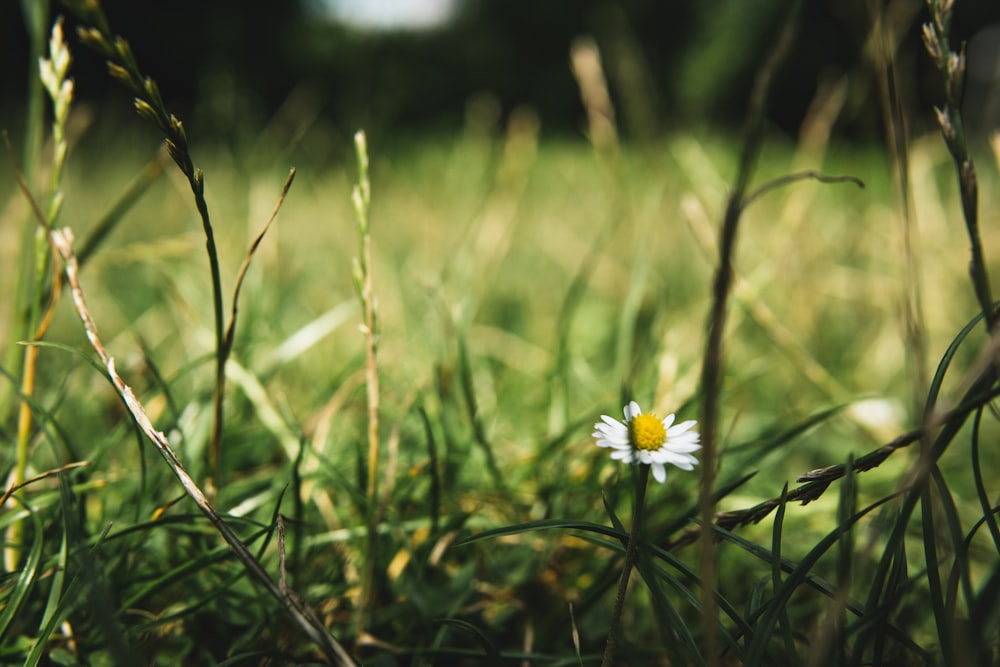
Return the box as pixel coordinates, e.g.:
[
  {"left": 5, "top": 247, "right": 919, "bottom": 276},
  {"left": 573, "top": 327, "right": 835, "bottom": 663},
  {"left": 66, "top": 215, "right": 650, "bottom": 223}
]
[{"left": 1, "top": 0, "right": 999, "bottom": 145}]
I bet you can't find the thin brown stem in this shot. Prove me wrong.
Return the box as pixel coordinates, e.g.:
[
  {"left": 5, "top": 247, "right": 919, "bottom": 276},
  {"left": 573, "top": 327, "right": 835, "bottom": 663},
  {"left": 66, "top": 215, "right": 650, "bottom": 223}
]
[
  {"left": 64, "top": 0, "right": 228, "bottom": 482},
  {"left": 0, "top": 461, "right": 89, "bottom": 508},
  {"left": 698, "top": 4, "right": 802, "bottom": 664},
  {"left": 351, "top": 130, "right": 381, "bottom": 647},
  {"left": 8, "top": 127, "right": 354, "bottom": 664},
  {"left": 48, "top": 225, "right": 357, "bottom": 667}
]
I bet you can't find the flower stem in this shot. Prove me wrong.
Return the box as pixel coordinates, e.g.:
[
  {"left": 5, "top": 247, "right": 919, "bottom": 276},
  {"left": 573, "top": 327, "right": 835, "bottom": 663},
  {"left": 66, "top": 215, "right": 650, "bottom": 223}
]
[{"left": 601, "top": 463, "right": 650, "bottom": 667}]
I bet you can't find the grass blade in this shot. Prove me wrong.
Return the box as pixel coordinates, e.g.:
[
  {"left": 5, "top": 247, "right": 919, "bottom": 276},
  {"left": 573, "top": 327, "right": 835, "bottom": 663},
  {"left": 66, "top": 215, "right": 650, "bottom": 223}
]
[
  {"left": 0, "top": 500, "right": 43, "bottom": 641},
  {"left": 770, "top": 484, "right": 798, "bottom": 666},
  {"left": 456, "top": 519, "right": 627, "bottom": 548},
  {"left": 742, "top": 493, "right": 895, "bottom": 665},
  {"left": 969, "top": 408, "right": 1000, "bottom": 553}
]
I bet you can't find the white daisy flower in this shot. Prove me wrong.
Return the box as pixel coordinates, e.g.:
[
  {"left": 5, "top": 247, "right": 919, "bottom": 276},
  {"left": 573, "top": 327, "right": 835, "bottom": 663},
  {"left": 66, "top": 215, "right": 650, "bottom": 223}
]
[{"left": 593, "top": 400, "right": 701, "bottom": 483}]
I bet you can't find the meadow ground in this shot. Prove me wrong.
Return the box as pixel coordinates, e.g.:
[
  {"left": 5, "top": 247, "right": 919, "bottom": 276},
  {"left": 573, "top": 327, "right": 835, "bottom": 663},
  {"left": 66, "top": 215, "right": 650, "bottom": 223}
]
[{"left": 3, "top": 3, "right": 1000, "bottom": 666}]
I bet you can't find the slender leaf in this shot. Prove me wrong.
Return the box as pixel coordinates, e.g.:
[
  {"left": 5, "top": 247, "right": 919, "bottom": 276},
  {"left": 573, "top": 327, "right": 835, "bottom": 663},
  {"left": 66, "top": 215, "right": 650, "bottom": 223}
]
[
  {"left": 969, "top": 408, "right": 1000, "bottom": 553},
  {"left": 743, "top": 494, "right": 895, "bottom": 665},
  {"left": 770, "top": 484, "right": 798, "bottom": 666},
  {"left": 436, "top": 617, "right": 500, "bottom": 659},
  {"left": 0, "top": 501, "right": 43, "bottom": 641}
]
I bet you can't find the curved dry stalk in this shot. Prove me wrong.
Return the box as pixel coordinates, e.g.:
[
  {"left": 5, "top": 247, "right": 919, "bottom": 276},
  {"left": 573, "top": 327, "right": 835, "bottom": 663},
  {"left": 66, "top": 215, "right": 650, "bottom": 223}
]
[
  {"left": 8, "top": 78, "right": 342, "bottom": 661},
  {"left": 0, "top": 461, "right": 89, "bottom": 509},
  {"left": 224, "top": 168, "right": 296, "bottom": 363},
  {"left": 48, "top": 226, "right": 356, "bottom": 666}
]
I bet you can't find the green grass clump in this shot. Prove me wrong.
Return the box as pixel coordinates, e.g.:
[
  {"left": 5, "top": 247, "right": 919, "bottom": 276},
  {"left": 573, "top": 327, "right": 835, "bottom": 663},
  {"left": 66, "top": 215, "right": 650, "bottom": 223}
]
[{"left": 3, "top": 0, "right": 1000, "bottom": 665}]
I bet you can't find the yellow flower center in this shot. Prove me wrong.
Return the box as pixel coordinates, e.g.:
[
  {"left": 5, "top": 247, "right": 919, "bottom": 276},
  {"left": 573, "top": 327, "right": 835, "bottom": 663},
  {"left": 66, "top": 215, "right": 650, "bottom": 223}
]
[{"left": 629, "top": 413, "right": 666, "bottom": 451}]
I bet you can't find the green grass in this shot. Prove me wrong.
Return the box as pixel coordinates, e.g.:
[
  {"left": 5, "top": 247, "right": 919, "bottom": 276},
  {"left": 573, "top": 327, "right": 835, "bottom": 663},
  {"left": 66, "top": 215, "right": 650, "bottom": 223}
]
[{"left": 4, "top": 1, "right": 1000, "bottom": 665}]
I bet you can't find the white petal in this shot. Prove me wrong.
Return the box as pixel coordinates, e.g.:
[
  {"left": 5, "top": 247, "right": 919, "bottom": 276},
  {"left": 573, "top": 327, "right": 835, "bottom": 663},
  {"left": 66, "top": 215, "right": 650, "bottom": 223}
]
[
  {"left": 661, "top": 413, "right": 676, "bottom": 429},
  {"left": 610, "top": 449, "right": 633, "bottom": 462},
  {"left": 600, "top": 415, "right": 625, "bottom": 428},
  {"left": 593, "top": 422, "right": 620, "bottom": 434},
  {"left": 664, "top": 452, "right": 698, "bottom": 469},
  {"left": 647, "top": 449, "right": 673, "bottom": 464},
  {"left": 650, "top": 448, "right": 699, "bottom": 468},
  {"left": 650, "top": 462, "right": 666, "bottom": 483},
  {"left": 668, "top": 419, "right": 697, "bottom": 434},
  {"left": 624, "top": 401, "right": 641, "bottom": 421},
  {"left": 594, "top": 423, "right": 628, "bottom": 441}
]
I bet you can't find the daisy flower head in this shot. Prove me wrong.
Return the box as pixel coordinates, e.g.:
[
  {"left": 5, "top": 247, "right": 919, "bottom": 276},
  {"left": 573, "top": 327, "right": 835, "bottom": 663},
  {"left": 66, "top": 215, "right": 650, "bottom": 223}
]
[{"left": 593, "top": 401, "right": 701, "bottom": 483}]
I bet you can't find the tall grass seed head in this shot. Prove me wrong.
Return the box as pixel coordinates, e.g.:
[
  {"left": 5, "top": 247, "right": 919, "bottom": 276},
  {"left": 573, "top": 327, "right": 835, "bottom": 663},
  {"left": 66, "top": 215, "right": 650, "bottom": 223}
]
[{"left": 593, "top": 400, "right": 700, "bottom": 483}]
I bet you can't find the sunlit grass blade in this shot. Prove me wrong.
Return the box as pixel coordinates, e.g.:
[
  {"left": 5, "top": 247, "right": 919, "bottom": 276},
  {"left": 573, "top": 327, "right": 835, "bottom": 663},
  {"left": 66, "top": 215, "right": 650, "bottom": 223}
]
[
  {"left": 257, "top": 300, "right": 356, "bottom": 374},
  {"left": 226, "top": 358, "right": 302, "bottom": 463},
  {"left": 27, "top": 474, "right": 77, "bottom": 659},
  {"left": 17, "top": 339, "right": 105, "bottom": 376},
  {"left": 26, "top": 537, "right": 78, "bottom": 667},
  {"left": 35, "top": 527, "right": 68, "bottom": 637},
  {"left": 0, "top": 362, "right": 83, "bottom": 462},
  {"left": 0, "top": 500, "right": 43, "bottom": 641}
]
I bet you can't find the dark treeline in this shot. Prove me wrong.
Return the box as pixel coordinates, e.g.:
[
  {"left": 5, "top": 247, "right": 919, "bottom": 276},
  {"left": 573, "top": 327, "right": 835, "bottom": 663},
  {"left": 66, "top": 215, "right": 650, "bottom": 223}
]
[{"left": 3, "top": 0, "right": 1000, "bottom": 143}]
